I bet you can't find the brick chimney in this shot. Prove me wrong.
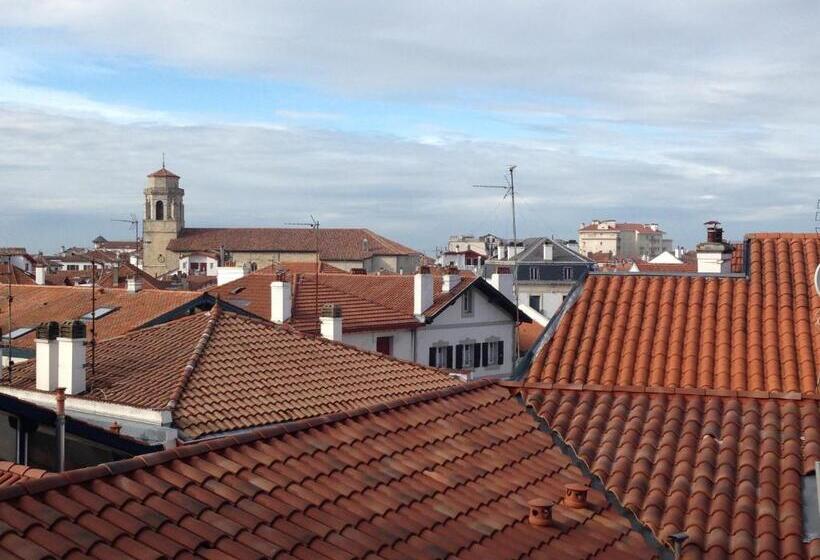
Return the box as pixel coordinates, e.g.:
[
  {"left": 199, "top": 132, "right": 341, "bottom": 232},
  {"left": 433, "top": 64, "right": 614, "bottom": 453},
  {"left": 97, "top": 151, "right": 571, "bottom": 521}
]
[
  {"left": 320, "top": 303, "right": 343, "bottom": 341},
  {"left": 57, "top": 320, "right": 86, "bottom": 395},
  {"left": 441, "top": 265, "right": 460, "bottom": 293},
  {"left": 35, "top": 321, "right": 60, "bottom": 391},
  {"left": 414, "top": 266, "right": 433, "bottom": 315},
  {"left": 270, "top": 276, "right": 292, "bottom": 324},
  {"left": 696, "top": 221, "right": 733, "bottom": 274}
]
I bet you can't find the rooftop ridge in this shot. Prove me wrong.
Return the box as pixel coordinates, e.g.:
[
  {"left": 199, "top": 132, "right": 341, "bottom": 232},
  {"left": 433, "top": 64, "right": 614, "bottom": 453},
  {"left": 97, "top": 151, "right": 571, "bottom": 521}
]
[
  {"left": 500, "top": 380, "right": 820, "bottom": 402},
  {"left": 166, "top": 304, "right": 222, "bottom": 410},
  {"left": 0, "top": 378, "right": 495, "bottom": 501}
]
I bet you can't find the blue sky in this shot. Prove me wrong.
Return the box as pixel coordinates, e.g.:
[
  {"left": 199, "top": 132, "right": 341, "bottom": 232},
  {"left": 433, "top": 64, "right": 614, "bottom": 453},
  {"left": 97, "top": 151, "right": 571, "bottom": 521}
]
[{"left": 2, "top": 1, "right": 820, "bottom": 254}]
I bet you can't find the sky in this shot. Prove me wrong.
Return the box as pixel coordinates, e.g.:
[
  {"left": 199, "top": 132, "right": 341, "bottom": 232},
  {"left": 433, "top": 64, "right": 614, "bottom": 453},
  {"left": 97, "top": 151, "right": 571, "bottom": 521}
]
[{"left": 1, "top": 1, "right": 820, "bottom": 255}]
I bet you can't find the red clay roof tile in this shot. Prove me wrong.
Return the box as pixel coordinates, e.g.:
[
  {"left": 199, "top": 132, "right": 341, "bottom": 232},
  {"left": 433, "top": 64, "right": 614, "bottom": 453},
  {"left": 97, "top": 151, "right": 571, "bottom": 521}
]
[
  {"left": 0, "top": 382, "right": 662, "bottom": 559},
  {"left": 5, "top": 307, "right": 460, "bottom": 439}
]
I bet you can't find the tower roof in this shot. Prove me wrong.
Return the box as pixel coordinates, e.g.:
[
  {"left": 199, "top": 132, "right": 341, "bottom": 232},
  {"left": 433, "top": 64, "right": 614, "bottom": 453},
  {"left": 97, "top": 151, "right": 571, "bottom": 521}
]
[{"left": 147, "top": 166, "right": 179, "bottom": 178}]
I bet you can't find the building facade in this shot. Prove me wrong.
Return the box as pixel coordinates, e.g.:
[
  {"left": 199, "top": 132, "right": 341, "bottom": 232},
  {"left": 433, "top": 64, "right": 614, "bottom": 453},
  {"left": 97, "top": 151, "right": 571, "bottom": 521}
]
[
  {"left": 484, "top": 238, "right": 594, "bottom": 320},
  {"left": 578, "top": 220, "right": 672, "bottom": 260}
]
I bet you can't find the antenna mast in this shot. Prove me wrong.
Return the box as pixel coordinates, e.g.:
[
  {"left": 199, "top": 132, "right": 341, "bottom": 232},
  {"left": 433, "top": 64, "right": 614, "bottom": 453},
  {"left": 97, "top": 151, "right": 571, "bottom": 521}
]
[
  {"left": 286, "top": 217, "right": 321, "bottom": 333},
  {"left": 2, "top": 253, "right": 12, "bottom": 382},
  {"left": 111, "top": 213, "right": 140, "bottom": 268},
  {"left": 473, "top": 165, "right": 521, "bottom": 363}
]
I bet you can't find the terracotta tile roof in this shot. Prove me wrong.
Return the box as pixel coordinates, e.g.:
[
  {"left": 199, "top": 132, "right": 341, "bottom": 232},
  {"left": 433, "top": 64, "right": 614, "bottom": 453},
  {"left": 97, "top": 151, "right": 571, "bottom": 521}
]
[
  {"left": 630, "top": 262, "right": 698, "bottom": 273},
  {"left": 518, "top": 321, "right": 544, "bottom": 354},
  {"left": 210, "top": 269, "right": 488, "bottom": 333},
  {"left": 147, "top": 166, "right": 179, "bottom": 178},
  {"left": 94, "top": 240, "right": 137, "bottom": 250},
  {"left": 95, "top": 263, "right": 168, "bottom": 290},
  {"left": 526, "top": 387, "right": 820, "bottom": 559},
  {"left": 0, "top": 462, "right": 49, "bottom": 489},
  {"left": 0, "top": 381, "right": 663, "bottom": 559},
  {"left": 0, "top": 285, "right": 202, "bottom": 350},
  {"left": 5, "top": 307, "right": 460, "bottom": 439},
  {"left": 0, "top": 264, "right": 35, "bottom": 286},
  {"left": 524, "top": 232, "right": 820, "bottom": 558},
  {"left": 167, "top": 227, "right": 420, "bottom": 260}
]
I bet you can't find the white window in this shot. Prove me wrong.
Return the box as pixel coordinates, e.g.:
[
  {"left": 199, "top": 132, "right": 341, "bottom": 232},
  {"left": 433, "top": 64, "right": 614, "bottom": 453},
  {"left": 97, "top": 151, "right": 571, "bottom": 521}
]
[
  {"left": 562, "top": 267, "right": 574, "bottom": 280},
  {"left": 529, "top": 267, "right": 540, "bottom": 280},
  {"left": 461, "top": 342, "right": 474, "bottom": 368},
  {"left": 487, "top": 341, "right": 500, "bottom": 366},
  {"left": 462, "top": 290, "right": 474, "bottom": 315}
]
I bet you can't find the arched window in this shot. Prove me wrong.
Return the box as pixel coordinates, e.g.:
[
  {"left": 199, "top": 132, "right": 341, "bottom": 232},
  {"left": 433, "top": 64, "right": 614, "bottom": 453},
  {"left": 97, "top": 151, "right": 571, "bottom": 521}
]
[{"left": 155, "top": 200, "right": 164, "bottom": 220}]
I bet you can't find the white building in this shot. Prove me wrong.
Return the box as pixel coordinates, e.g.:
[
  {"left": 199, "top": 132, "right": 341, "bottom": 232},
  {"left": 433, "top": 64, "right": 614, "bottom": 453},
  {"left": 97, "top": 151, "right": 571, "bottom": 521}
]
[
  {"left": 212, "top": 266, "right": 527, "bottom": 378},
  {"left": 578, "top": 220, "right": 673, "bottom": 260}
]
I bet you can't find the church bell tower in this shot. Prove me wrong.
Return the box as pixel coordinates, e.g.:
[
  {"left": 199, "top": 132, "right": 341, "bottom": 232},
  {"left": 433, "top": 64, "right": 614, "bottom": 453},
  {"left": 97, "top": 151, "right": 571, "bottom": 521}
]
[{"left": 142, "top": 165, "right": 185, "bottom": 277}]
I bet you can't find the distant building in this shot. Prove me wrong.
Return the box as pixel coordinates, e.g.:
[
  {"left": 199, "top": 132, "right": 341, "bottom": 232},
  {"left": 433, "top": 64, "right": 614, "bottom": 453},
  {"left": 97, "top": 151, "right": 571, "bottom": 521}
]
[
  {"left": 446, "top": 233, "right": 501, "bottom": 256},
  {"left": 578, "top": 219, "right": 672, "bottom": 259},
  {"left": 484, "top": 238, "right": 593, "bottom": 320},
  {"left": 210, "top": 265, "right": 526, "bottom": 378},
  {"left": 141, "top": 166, "right": 422, "bottom": 277}
]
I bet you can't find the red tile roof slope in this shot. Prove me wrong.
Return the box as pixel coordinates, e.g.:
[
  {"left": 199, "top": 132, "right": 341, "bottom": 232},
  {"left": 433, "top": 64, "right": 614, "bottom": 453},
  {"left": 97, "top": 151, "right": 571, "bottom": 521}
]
[
  {"left": 529, "top": 235, "right": 818, "bottom": 393},
  {"left": 147, "top": 166, "right": 179, "bottom": 178},
  {"left": 0, "top": 381, "right": 663, "bottom": 559},
  {"left": 0, "top": 285, "right": 201, "bottom": 350},
  {"left": 168, "top": 227, "right": 421, "bottom": 260},
  {"left": 0, "top": 462, "right": 49, "bottom": 489},
  {"left": 95, "top": 262, "right": 168, "bottom": 290},
  {"left": 0, "top": 264, "right": 35, "bottom": 286},
  {"left": 518, "top": 321, "right": 545, "bottom": 354},
  {"left": 531, "top": 388, "right": 819, "bottom": 560},
  {"left": 631, "top": 262, "right": 698, "bottom": 273},
  {"left": 5, "top": 307, "right": 460, "bottom": 439},
  {"left": 524, "top": 233, "right": 820, "bottom": 558},
  {"left": 210, "top": 270, "right": 480, "bottom": 334}
]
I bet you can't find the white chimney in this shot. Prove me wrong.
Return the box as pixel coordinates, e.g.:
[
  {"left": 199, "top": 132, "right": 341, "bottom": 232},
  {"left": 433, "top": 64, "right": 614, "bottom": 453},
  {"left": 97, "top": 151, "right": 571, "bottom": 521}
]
[
  {"left": 320, "top": 303, "right": 343, "bottom": 341},
  {"left": 217, "top": 265, "right": 246, "bottom": 286},
  {"left": 57, "top": 320, "right": 86, "bottom": 395},
  {"left": 35, "top": 321, "right": 59, "bottom": 391},
  {"left": 490, "top": 267, "right": 514, "bottom": 301},
  {"left": 441, "top": 266, "right": 461, "bottom": 293},
  {"left": 126, "top": 276, "right": 142, "bottom": 293},
  {"left": 35, "top": 263, "right": 46, "bottom": 285},
  {"left": 270, "top": 279, "right": 292, "bottom": 323},
  {"left": 543, "top": 242, "right": 553, "bottom": 261},
  {"left": 414, "top": 266, "right": 433, "bottom": 315},
  {"left": 696, "top": 221, "right": 733, "bottom": 274}
]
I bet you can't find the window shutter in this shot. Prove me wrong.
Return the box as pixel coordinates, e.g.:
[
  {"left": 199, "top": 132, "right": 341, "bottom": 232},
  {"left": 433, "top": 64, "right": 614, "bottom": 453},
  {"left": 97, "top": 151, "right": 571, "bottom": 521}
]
[
  {"left": 474, "top": 344, "right": 481, "bottom": 367},
  {"left": 446, "top": 346, "right": 453, "bottom": 369},
  {"left": 455, "top": 345, "right": 463, "bottom": 369},
  {"left": 497, "top": 341, "right": 504, "bottom": 365},
  {"left": 481, "top": 342, "right": 489, "bottom": 367},
  {"left": 429, "top": 347, "right": 436, "bottom": 367}
]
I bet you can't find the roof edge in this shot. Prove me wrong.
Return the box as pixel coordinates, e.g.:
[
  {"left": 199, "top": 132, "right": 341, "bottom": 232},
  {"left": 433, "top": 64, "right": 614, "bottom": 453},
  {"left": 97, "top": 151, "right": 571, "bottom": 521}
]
[
  {"left": 0, "top": 378, "right": 494, "bottom": 501},
  {"left": 166, "top": 304, "right": 222, "bottom": 409}
]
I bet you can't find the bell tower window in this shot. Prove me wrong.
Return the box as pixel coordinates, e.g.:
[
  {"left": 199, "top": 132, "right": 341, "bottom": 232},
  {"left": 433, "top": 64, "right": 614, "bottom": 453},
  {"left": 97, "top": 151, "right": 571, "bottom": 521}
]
[{"left": 155, "top": 200, "right": 164, "bottom": 220}]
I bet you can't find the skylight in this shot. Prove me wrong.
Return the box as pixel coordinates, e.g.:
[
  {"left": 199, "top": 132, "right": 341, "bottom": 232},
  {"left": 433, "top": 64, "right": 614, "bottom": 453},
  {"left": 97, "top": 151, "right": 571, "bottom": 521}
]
[
  {"left": 1, "top": 327, "right": 35, "bottom": 340},
  {"left": 80, "top": 307, "right": 117, "bottom": 320}
]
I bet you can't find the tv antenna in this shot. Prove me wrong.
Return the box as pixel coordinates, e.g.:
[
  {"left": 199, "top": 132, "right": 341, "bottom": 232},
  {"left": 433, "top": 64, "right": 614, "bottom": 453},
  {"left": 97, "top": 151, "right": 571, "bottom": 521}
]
[
  {"left": 286, "top": 216, "right": 321, "bottom": 333},
  {"left": 474, "top": 165, "right": 521, "bottom": 362},
  {"left": 1, "top": 252, "right": 13, "bottom": 382}
]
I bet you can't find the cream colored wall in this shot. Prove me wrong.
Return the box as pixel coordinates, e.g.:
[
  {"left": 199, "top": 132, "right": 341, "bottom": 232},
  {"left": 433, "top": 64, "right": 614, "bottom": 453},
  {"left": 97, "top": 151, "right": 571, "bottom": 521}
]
[{"left": 578, "top": 231, "right": 618, "bottom": 256}]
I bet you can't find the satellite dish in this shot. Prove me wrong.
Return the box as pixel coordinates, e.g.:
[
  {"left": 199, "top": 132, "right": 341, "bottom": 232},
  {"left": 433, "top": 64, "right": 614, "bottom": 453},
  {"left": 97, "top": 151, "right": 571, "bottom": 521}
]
[{"left": 815, "top": 264, "right": 820, "bottom": 296}]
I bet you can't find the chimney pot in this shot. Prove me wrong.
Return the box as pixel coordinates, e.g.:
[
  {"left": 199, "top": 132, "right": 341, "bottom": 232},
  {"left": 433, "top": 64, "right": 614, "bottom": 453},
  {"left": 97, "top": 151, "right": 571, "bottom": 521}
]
[
  {"left": 126, "top": 276, "right": 142, "bottom": 293},
  {"left": 564, "top": 483, "right": 589, "bottom": 509},
  {"left": 414, "top": 266, "right": 434, "bottom": 315},
  {"left": 109, "top": 422, "right": 122, "bottom": 435},
  {"left": 270, "top": 280, "right": 292, "bottom": 324},
  {"left": 55, "top": 387, "right": 65, "bottom": 416},
  {"left": 57, "top": 321, "right": 86, "bottom": 395},
  {"left": 527, "top": 498, "right": 553, "bottom": 527},
  {"left": 35, "top": 321, "right": 61, "bottom": 392},
  {"left": 320, "top": 303, "right": 343, "bottom": 341}
]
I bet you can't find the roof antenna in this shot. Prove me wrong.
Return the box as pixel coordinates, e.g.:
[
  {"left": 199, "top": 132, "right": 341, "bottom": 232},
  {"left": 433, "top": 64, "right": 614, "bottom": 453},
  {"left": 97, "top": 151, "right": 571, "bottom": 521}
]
[
  {"left": 286, "top": 216, "right": 321, "bottom": 333},
  {"left": 474, "top": 165, "right": 520, "bottom": 362}
]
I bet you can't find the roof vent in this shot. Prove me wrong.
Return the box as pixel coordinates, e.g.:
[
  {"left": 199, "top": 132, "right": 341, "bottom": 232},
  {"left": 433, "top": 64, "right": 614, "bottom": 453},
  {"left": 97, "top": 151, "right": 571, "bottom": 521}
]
[
  {"left": 527, "top": 498, "right": 553, "bottom": 527},
  {"left": 564, "top": 484, "right": 589, "bottom": 509}
]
